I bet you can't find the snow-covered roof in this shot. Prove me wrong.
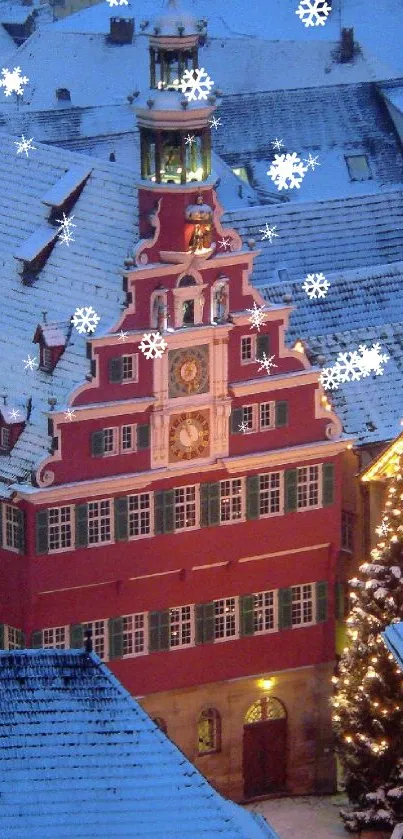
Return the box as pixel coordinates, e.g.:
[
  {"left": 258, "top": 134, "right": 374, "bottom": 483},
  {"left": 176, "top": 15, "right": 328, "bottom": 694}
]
[
  {"left": 0, "top": 649, "right": 278, "bottom": 839},
  {"left": 258, "top": 261, "right": 403, "bottom": 446},
  {"left": 153, "top": 0, "right": 200, "bottom": 37},
  {"left": 382, "top": 622, "right": 403, "bottom": 669},
  {"left": 0, "top": 21, "right": 14, "bottom": 63}
]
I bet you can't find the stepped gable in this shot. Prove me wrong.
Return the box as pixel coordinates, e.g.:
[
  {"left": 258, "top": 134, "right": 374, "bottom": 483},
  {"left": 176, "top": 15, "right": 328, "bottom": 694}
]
[{"left": 0, "top": 649, "right": 277, "bottom": 838}]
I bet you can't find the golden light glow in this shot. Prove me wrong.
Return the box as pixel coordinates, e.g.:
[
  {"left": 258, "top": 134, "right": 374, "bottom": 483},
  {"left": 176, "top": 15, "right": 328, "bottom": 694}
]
[{"left": 258, "top": 678, "right": 275, "bottom": 690}]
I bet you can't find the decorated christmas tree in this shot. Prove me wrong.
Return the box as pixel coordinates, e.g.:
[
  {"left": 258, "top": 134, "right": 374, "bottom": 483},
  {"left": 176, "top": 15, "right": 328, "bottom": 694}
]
[{"left": 331, "top": 453, "right": 403, "bottom": 833}]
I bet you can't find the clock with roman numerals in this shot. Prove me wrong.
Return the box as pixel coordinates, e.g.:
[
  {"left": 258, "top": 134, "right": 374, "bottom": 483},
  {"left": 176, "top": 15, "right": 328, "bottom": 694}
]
[
  {"left": 168, "top": 345, "right": 209, "bottom": 397},
  {"left": 169, "top": 411, "right": 210, "bottom": 461}
]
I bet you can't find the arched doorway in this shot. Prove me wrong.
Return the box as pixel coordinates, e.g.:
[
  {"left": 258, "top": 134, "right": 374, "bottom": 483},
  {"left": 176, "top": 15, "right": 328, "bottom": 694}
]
[{"left": 243, "top": 696, "right": 287, "bottom": 799}]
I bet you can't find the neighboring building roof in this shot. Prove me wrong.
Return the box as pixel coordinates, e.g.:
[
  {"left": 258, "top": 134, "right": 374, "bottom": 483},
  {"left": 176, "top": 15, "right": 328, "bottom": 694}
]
[
  {"left": 259, "top": 262, "right": 403, "bottom": 446},
  {"left": 360, "top": 430, "right": 403, "bottom": 482},
  {"left": 0, "top": 21, "right": 14, "bottom": 62},
  {"left": 0, "top": 649, "right": 279, "bottom": 839},
  {"left": 382, "top": 622, "right": 403, "bottom": 669}
]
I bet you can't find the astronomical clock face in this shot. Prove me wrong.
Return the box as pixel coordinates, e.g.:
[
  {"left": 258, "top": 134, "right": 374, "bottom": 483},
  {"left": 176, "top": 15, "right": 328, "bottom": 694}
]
[
  {"left": 169, "top": 411, "right": 210, "bottom": 461},
  {"left": 168, "top": 345, "right": 209, "bottom": 398}
]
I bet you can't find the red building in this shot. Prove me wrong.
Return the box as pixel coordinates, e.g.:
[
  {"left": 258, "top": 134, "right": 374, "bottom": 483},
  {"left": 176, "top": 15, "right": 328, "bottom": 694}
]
[{"left": 0, "top": 4, "right": 353, "bottom": 801}]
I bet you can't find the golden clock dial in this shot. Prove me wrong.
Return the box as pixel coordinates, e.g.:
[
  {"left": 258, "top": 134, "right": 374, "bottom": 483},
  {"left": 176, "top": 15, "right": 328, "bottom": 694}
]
[
  {"left": 168, "top": 346, "right": 209, "bottom": 397},
  {"left": 169, "top": 411, "right": 210, "bottom": 461}
]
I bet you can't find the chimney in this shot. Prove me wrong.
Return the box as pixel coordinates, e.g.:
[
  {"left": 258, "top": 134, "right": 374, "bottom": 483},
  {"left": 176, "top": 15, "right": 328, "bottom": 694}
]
[
  {"left": 340, "top": 27, "right": 354, "bottom": 62},
  {"left": 109, "top": 17, "right": 135, "bottom": 45}
]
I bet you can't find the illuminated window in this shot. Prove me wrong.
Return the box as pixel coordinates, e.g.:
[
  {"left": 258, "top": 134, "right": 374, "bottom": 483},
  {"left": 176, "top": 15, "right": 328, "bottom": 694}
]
[
  {"left": 220, "top": 479, "right": 243, "bottom": 522},
  {"left": 291, "top": 584, "right": 314, "bottom": 626},
  {"left": 122, "top": 613, "right": 147, "bottom": 657},
  {"left": 169, "top": 605, "right": 193, "bottom": 648},
  {"left": 198, "top": 708, "right": 221, "bottom": 754},
  {"left": 214, "top": 597, "right": 238, "bottom": 640},
  {"left": 253, "top": 591, "right": 277, "bottom": 633}
]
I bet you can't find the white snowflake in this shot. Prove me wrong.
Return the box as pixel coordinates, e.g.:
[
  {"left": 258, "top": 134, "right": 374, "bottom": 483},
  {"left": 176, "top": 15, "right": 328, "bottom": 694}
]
[
  {"left": 256, "top": 353, "right": 278, "bottom": 375},
  {"left": 14, "top": 135, "right": 36, "bottom": 157},
  {"left": 247, "top": 302, "right": 266, "bottom": 331},
  {"left": 64, "top": 409, "right": 76, "bottom": 421},
  {"left": 239, "top": 421, "right": 250, "bottom": 434},
  {"left": 319, "top": 366, "right": 340, "bottom": 391},
  {"left": 10, "top": 408, "right": 21, "bottom": 420},
  {"left": 304, "top": 153, "right": 321, "bottom": 170},
  {"left": 295, "top": 0, "right": 331, "bottom": 27},
  {"left": 106, "top": 0, "right": 128, "bottom": 6},
  {"left": 302, "top": 272, "right": 330, "bottom": 299},
  {"left": 0, "top": 66, "right": 29, "bottom": 97},
  {"left": 259, "top": 223, "right": 278, "bottom": 243},
  {"left": 271, "top": 138, "right": 284, "bottom": 151},
  {"left": 71, "top": 306, "right": 100, "bottom": 335},
  {"left": 118, "top": 330, "right": 128, "bottom": 342},
  {"left": 56, "top": 212, "right": 76, "bottom": 247},
  {"left": 209, "top": 115, "right": 221, "bottom": 130},
  {"left": 180, "top": 67, "right": 214, "bottom": 101},
  {"left": 184, "top": 133, "right": 195, "bottom": 146},
  {"left": 139, "top": 332, "right": 167, "bottom": 360},
  {"left": 267, "top": 152, "right": 307, "bottom": 190},
  {"left": 218, "top": 237, "right": 231, "bottom": 250},
  {"left": 357, "top": 343, "right": 389, "bottom": 376},
  {"left": 334, "top": 351, "right": 363, "bottom": 383},
  {"left": 23, "top": 354, "right": 38, "bottom": 371}
]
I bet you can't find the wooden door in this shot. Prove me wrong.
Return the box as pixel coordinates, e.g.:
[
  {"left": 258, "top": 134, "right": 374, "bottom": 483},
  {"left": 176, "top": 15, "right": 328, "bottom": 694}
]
[{"left": 243, "top": 717, "right": 287, "bottom": 798}]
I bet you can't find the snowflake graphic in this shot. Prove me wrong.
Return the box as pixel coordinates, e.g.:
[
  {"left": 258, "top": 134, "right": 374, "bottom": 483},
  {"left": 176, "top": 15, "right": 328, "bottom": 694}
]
[
  {"left": 256, "top": 353, "right": 278, "bottom": 375},
  {"left": 209, "top": 115, "right": 222, "bottom": 130},
  {"left": 239, "top": 421, "right": 250, "bottom": 434},
  {"left": 304, "top": 153, "right": 320, "bottom": 170},
  {"left": 295, "top": 0, "right": 331, "bottom": 27},
  {"left": 357, "top": 343, "right": 390, "bottom": 376},
  {"left": 247, "top": 302, "right": 266, "bottom": 331},
  {"left": 118, "top": 330, "right": 128, "bottom": 342},
  {"left": 185, "top": 133, "right": 195, "bottom": 146},
  {"left": 10, "top": 408, "right": 21, "bottom": 420},
  {"left": 106, "top": 0, "right": 128, "bottom": 6},
  {"left": 14, "top": 135, "right": 36, "bottom": 157},
  {"left": 259, "top": 223, "right": 278, "bottom": 243},
  {"left": 23, "top": 354, "right": 38, "bottom": 371},
  {"left": 319, "top": 366, "right": 340, "bottom": 391},
  {"left": 319, "top": 343, "right": 389, "bottom": 390},
  {"left": 333, "top": 351, "right": 363, "bottom": 383},
  {"left": 376, "top": 519, "right": 390, "bottom": 538},
  {"left": 71, "top": 306, "right": 100, "bottom": 335},
  {"left": 56, "top": 212, "right": 76, "bottom": 247},
  {"left": 64, "top": 409, "right": 76, "bottom": 421},
  {"left": 0, "top": 66, "right": 29, "bottom": 97},
  {"left": 267, "top": 153, "right": 307, "bottom": 191},
  {"left": 271, "top": 138, "right": 284, "bottom": 151},
  {"left": 218, "top": 237, "right": 231, "bottom": 250},
  {"left": 302, "top": 272, "right": 330, "bottom": 299},
  {"left": 139, "top": 332, "right": 168, "bottom": 360},
  {"left": 180, "top": 67, "right": 214, "bottom": 102}
]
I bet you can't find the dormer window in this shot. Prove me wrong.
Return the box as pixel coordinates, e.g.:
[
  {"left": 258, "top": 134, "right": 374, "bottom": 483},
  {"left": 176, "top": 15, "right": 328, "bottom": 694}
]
[
  {"left": 0, "top": 426, "right": 10, "bottom": 452},
  {"left": 41, "top": 346, "right": 53, "bottom": 372},
  {"left": 33, "top": 322, "right": 67, "bottom": 374}
]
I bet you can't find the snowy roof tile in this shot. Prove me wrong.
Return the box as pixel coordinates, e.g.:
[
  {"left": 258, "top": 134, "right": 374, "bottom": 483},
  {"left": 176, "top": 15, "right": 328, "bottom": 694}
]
[
  {"left": 14, "top": 223, "right": 58, "bottom": 262},
  {"left": 382, "top": 622, "right": 403, "bottom": 669},
  {"left": 41, "top": 164, "right": 93, "bottom": 207},
  {"left": 0, "top": 649, "right": 279, "bottom": 839}
]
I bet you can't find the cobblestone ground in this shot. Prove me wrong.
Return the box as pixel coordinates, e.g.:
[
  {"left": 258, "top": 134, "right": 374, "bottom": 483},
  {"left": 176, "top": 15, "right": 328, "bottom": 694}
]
[{"left": 245, "top": 794, "right": 357, "bottom": 839}]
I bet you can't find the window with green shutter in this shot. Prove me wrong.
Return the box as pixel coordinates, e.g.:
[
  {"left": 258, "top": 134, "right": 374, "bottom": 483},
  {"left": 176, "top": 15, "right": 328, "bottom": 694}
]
[
  {"left": 316, "top": 581, "right": 328, "bottom": 623},
  {"left": 240, "top": 595, "right": 255, "bottom": 636},
  {"left": 75, "top": 504, "right": 88, "bottom": 548},
  {"left": 335, "top": 581, "right": 345, "bottom": 621},
  {"left": 154, "top": 491, "right": 174, "bottom": 535},
  {"left": 275, "top": 401, "right": 288, "bottom": 428},
  {"left": 137, "top": 424, "right": 150, "bottom": 450},
  {"left": 108, "top": 617, "right": 123, "bottom": 658},
  {"left": 149, "top": 610, "right": 170, "bottom": 652},
  {"left": 14, "top": 509, "right": 25, "bottom": 554},
  {"left": 256, "top": 333, "right": 270, "bottom": 358},
  {"left": 246, "top": 475, "right": 259, "bottom": 520},
  {"left": 200, "top": 483, "right": 220, "bottom": 527},
  {"left": 322, "top": 463, "right": 334, "bottom": 506},
  {"left": 114, "top": 497, "right": 128, "bottom": 541},
  {"left": 231, "top": 408, "right": 243, "bottom": 434},
  {"left": 70, "top": 624, "right": 84, "bottom": 649},
  {"left": 284, "top": 469, "right": 297, "bottom": 513},
  {"left": 195, "top": 602, "right": 215, "bottom": 644},
  {"left": 108, "top": 356, "right": 123, "bottom": 383},
  {"left": 91, "top": 430, "right": 105, "bottom": 457},
  {"left": 31, "top": 630, "right": 43, "bottom": 648},
  {"left": 278, "top": 588, "right": 292, "bottom": 630},
  {"left": 36, "top": 509, "right": 48, "bottom": 555}
]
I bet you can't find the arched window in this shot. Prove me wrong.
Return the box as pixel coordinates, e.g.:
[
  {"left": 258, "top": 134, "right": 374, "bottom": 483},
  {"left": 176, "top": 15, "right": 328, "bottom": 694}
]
[
  {"left": 197, "top": 708, "right": 221, "bottom": 754},
  {"left": 153, "top": 716, "right": 168, "bottom": 734},
  {"left": 244, "top": 696, "right": 286, "bottom": 724},
  {"left": 178, "top": 275, "right": 197, "bottom": 287}
]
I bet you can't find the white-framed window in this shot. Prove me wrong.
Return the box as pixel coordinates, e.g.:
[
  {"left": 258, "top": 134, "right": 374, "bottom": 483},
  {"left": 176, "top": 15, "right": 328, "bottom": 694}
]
[
  {"left": 122, "top": 354, "right": 138, "bottom": 382},
  {"left": 291, "top": 584, "right": 315, "bottom": 627},
  {"left": 83, "top": 620, "right": 108, "bottom": 660},
  {"left": 103, "top": 427, "right": 118, "bottom": 456},
  {"left": 48, "top": 506, "right": 73, "bottom": 552},
  {"left": 41, "top": 346, "right": 53, "bottom": 371},
  {"left": 169, "top": 604, "right": 194, "bottom": 648},
  {"left": 259, "top": 472, "right": 282, "bottom": 516},
  {"left": 297, "top": 465, "right": 320, "bottom": 509},
  {"left": 122, "top": 613, "right": 148, "bottom": 657},
  {"left": 4, "top": 504, "right": 20, "bottom": 551},
  {"left": 260, "top": 401, "right": 275, "bottom": 430},
  {"left": 242, "top": 405, "right": 258, "bottom": 433},
  {"left": 220, "top": 479, "right": 244, "bottom": 523},
  {"left": 43, "top": 626, "right": 68, "bottom": 649},
  {"left": 5, "top": 626, "right": 23, "bottom": 650},
  {"left": 174, "top": 486, "right": 197, "bottom": 530},
  {"left": 214, "top": 597, "right": 238, "bottom": 641},
  {"left": 253, "top": 590, "right": 277, "bottom": 634},
  {"left": 88, "top": 500, "right": 112, "bottom": 545},
  {"left": 341, "top": 510, "right": 354, "bottom": 552},
  {"left": 0, "top": 426, "right": 10, "bottom": 450},
  {"left": 128, "top": 493, "right": 152, "bottom": 538},
  {"left": 121, "top": 424, "right": 137, "bottom": 453},
  {"left": 241, "top": 335, "right": 256, "bottom": 364}
]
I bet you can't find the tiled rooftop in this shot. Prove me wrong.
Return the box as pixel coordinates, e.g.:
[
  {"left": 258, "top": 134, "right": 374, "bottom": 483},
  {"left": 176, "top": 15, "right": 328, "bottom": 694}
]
[{"left": 0, "top": 649, "right": 278, "bottom": 839}]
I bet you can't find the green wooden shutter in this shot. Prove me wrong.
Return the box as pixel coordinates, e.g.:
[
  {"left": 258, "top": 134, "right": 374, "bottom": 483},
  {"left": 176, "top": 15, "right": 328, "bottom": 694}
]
[
  {"left": 163, "top": 489, "right": 174, "bottom": 534},
  {"left": 108, "top": 356, "right": 123, "bottom": 383},
  {"left": 114, "top": 497, "right": 128, "bottom": 541},
  {"left": 108, "top": 617, "right": 123, "bottom": 659},
  {"left": 246, "top": 475, "right": 259, "bottom": 520},
  {"left": 316, "top": 581, "right": 328, "bottom": 623},
  {"left": 195, "top": 602, "right": 215, "bottom": 644},
  {"left": 200, "top": 484, "right": 209, "bottom": 527},
  {"left": 70, "top": 623, "right": 84, "bottom": 649},
  {"left": 91, "top": 430, "right": 105, "bottom": 457},
  {"left": 36, "top": 509, "right": 48, "bottom": 555},
  {"left": 75, "top": 504, "right": 88, "bottom": 548},
  {"left": 137, "top": 424, "right": 150, "bottom": 450},
  {"left": 16, "top": 509, "right": 25, "bottom": 554},
  {"left": 322, "top": 463, "right": 334, "bottom": 506},
  {"left": 278, "top": 588, "right": 292, "bottom": 630},
  {"left": 284, "top": 469, "right": 297, "bottom": 513},
  {"left": 275, "top": 401, "right": 288, "bottom": 428},
  {"left": 335, "top": 582, "right": 344, "bottom": 621},
  {"left": 256, "top": 333, "right": 270, "bottom": 358},
  {"left": 149, "top": 610, "right": 170, "bottom": 652},
  {"left": 31, "top": 630, "right": 43, "bottom": 648},
  {"left": 154, "top": 491, "right": 164, "bottom": 535},
  {"left": 16, "top": 629, "right": 25, "bottom": 649},
  {"left": 208, "top": 483, "right": 220, "bottom": 526},
  {"left": 0, "top": 625, "right": 4, "bottom": 649},
  {"left": 231, "top": 408, "right": 243, "bottom": 433},
  {"left": 240, "top": 595, "right": 255, "bottom": 636}
]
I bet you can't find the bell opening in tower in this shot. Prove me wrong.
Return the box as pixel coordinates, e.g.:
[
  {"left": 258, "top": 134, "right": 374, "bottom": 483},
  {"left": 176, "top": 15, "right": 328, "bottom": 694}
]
[
  {"left": 140, "top": 128, "right": 210, "bottom": 185},
  {"left": 150, "top": 47, "right": 196, "bottom": 91}
]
